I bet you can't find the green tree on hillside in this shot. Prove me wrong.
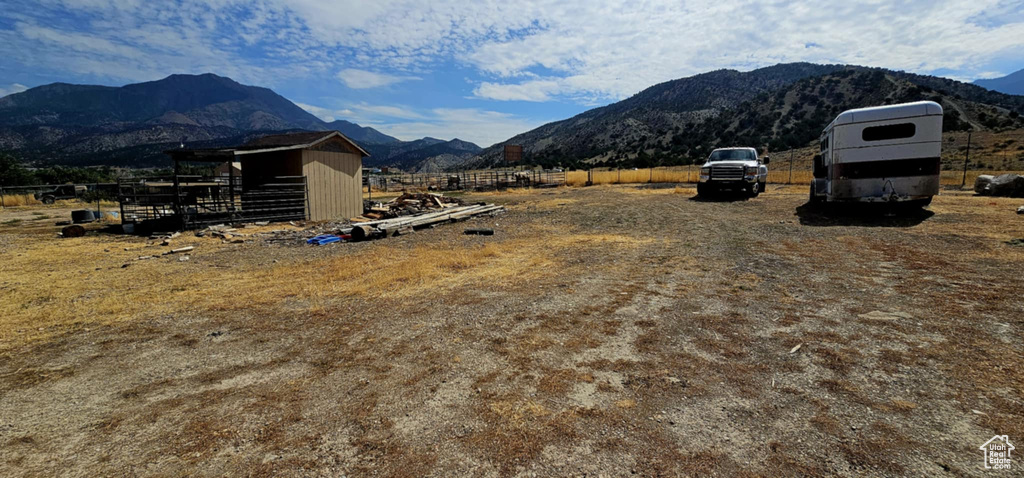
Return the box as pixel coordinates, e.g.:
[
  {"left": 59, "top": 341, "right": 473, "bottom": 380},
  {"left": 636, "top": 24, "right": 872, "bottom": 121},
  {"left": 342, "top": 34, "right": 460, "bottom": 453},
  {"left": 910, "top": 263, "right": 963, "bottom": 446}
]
[{"left": 0, "top": 154, "right": 36, "bottom": 186}]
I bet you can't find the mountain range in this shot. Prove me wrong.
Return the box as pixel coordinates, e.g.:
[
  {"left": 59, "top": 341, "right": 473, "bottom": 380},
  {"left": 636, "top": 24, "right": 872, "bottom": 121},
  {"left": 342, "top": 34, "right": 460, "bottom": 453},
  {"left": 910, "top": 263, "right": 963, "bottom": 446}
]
[
  {"left": 4, "top": 65, "right": 1022, "bottom": 173},
  {"left": 472, "top": 63, "right": 1024, "bottom": 168},
  {"left": 0, "top": 73, "right": 478, "bottom": 172},
  {"left": 975, "top": 68, "right": 1024, "bottom": 96}
]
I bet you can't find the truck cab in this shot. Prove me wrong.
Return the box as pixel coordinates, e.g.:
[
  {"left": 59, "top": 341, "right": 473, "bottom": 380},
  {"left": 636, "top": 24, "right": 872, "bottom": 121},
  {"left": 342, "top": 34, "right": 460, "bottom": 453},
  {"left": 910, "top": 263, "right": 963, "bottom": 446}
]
[
  {"left": 34, "top": 185, "right": 85, "bottom": 204},
  {"left": 697, "top": 147, "right": 769, "bottom": 197}
]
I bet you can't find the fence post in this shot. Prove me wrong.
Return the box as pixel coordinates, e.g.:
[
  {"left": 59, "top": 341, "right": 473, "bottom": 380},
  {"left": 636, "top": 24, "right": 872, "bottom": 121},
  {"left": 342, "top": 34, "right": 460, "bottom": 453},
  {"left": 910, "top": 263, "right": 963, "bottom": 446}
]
[
  {"left": 0, "top": 185, "right": 5, "bottom": 209},
  {"left": 788, "top": 149, "right": 794, "bottom": 184},
  {"left": 961, "top": 131, "right": 972, "bottom": 189},
  {"left": 228, "top": 162, "right": 236, "bottom": 221}
]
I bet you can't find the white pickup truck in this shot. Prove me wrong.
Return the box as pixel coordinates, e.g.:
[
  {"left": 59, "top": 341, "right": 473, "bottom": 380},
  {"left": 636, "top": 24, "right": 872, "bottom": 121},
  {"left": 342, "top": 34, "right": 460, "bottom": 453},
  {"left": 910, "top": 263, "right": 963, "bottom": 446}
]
[{"left": 697, "top": 147, "right": 770, "bottom": 197}]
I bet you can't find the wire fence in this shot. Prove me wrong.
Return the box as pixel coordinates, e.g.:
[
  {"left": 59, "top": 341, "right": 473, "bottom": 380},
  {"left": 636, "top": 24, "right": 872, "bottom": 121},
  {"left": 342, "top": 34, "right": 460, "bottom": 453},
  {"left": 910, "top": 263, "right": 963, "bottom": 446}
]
[
  {"left": 3, "top": 134, "right": 1023, "bottom": 209},
  {"left": 563, "top": 139, "right": 1024, "bottom": 188},
  {"left": 365, "top": 169, "right": 566, "bottom": 193}
]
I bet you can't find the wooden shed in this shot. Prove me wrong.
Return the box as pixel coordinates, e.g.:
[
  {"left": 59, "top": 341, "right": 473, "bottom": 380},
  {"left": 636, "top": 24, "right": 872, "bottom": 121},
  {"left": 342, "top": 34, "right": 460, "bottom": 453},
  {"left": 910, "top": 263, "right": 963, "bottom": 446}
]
[
  {"left": 165, "top": 131, "right": 368, "bottom": 222},
  {"left": 235, "top": 131, "right": 368, "bottom": 221}
]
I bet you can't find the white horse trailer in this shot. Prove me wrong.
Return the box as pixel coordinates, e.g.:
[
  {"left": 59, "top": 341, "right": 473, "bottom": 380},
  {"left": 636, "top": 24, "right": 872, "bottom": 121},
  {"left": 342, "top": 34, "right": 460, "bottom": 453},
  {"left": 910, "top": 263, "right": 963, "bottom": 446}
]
[{"left": 810, "top": 101, "right": 943, "bottom": 206}]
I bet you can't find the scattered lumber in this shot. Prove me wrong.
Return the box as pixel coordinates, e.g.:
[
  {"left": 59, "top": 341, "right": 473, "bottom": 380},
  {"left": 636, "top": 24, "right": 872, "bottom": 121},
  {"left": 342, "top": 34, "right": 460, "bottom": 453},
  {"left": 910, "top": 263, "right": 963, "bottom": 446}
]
[
  {"left": 363, "top": 192, "right": 464, "bottom": 219},
  {"left": 346, "top": 203, "right": 504, "bottom": 241}
]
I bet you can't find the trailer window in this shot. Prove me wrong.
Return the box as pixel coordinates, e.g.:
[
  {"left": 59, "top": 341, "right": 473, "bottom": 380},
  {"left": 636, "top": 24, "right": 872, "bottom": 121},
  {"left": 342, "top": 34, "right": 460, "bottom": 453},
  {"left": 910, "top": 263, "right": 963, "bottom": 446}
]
[
  {"left": 862, "top": 123, "right": 916, "bottom": 142},
  {"left": 820, "top": 137, "right": 828, "bottom": 152}
]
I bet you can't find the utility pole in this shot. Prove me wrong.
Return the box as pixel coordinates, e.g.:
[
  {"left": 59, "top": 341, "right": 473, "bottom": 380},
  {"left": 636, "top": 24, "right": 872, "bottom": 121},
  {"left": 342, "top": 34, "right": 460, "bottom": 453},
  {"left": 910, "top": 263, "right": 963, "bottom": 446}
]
[{"left": 961, "top": 131, "right": 972, "bottom": 189}]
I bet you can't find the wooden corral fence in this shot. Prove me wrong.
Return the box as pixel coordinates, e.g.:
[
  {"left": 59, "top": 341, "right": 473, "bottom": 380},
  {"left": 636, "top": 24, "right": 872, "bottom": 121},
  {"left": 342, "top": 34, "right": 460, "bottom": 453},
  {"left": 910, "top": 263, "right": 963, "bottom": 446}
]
[{"left": 118, "top": 175, "right": 307, "bottom": 232}]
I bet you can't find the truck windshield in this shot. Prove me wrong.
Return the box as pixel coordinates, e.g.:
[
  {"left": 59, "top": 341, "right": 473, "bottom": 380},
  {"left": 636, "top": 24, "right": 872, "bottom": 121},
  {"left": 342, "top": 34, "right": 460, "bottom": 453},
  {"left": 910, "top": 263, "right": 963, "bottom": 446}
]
[{"left": 708, "top": 150, "right": 756, "bottom": 162}]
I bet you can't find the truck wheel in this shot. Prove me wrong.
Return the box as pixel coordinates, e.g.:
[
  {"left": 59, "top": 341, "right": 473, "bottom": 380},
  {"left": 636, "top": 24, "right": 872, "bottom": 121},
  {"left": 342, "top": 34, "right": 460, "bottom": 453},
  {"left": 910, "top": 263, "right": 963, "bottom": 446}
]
[
  {"left": 42, "top": 196, "right": 55, "bottom": 205},
  {"left": 760, "top": 181, "right": 766, "bottom": 195},
  {"left": 697, "top": 183, "right": 710, "bottom": 197},
  {"left": 748, "top": 182, "right": 760, "bottom": 197}
]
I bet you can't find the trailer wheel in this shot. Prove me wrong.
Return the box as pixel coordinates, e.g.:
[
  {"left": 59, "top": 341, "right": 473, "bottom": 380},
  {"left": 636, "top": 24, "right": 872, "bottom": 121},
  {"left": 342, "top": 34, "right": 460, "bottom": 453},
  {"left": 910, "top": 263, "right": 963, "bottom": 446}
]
[
  {"left": 42, "top": 196, "right": 55, "bottom": 205},
  {"left": 808, "top": 183, "right": 822, "bottom": 203}
]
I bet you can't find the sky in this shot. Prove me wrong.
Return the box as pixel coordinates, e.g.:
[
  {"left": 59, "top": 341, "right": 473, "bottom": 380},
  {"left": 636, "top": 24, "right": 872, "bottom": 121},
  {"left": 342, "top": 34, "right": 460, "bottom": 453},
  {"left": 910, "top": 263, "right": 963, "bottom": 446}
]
[{"left": 1, "top": 0, "right": 1023, "bottom": 147}]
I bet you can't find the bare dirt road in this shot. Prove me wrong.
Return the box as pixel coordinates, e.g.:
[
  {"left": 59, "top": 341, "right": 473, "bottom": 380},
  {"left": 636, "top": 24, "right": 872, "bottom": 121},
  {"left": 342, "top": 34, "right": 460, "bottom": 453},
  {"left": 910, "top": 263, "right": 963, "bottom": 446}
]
[{"left": 1, "top": 185, "right": 1022, "bottom": 477}]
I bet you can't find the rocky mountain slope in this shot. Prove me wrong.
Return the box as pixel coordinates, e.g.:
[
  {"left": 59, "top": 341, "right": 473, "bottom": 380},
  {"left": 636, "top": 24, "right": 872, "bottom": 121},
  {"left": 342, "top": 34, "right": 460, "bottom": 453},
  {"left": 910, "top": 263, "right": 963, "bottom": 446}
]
[
  {"left": 975, "top": 68, "right": 1024, "bottom": 96},
  {"left": 473, "top": 63, "right": 1024, "bottom": 168},
  {"left": 363, "top": 138, "right": 482, "bottom": 172}
]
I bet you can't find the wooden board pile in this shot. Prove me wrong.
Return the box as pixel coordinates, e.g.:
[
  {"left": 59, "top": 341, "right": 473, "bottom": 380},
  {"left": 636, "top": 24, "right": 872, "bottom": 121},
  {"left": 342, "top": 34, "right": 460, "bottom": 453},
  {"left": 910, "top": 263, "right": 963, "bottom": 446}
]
[
  {"left": 345, "top": 203, "right": 504, "bottom": 240},
  {"left": 358, "top": 193, "right": 464, "bottom": 220}
]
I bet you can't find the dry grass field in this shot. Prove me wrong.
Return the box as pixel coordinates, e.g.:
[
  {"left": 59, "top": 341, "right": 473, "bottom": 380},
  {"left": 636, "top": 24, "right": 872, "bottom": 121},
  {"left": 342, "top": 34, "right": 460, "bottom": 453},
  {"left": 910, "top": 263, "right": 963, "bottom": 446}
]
[
  {"left": 0, "top": 193, "right": 44, "bottom": 208},
  {"left": 1, "top": 185, "right": 1023, "bottom": 476}
]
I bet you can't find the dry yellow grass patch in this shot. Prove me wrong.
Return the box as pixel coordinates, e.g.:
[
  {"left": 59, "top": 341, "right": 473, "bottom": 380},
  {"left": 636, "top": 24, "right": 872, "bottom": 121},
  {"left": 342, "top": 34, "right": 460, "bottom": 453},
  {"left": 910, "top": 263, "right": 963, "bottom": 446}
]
[
  {"left": 566, "top": 168, "right": 699, "bottom": 186},
  {"left": 489, "top": 399, "right": 551, "bottom": 423},
  {"left": 614, "top": 399, "right": 636, "bottom": 409},
  {"left": 563, "top": 166, "right": 1024, "bottom": 188},
  {"left": 0, "top": 194, "right": 42, "bottom": 207},
  {"left": 0, "top": 228, "right": 655, "bottom": 349}
]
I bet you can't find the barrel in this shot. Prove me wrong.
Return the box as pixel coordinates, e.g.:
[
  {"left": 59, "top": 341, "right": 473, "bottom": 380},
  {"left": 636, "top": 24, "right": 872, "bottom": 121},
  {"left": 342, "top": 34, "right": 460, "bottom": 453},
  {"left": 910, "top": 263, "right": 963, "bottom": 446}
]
[{"left": 71, "top": 210, "right": 95, "bottom": 223}]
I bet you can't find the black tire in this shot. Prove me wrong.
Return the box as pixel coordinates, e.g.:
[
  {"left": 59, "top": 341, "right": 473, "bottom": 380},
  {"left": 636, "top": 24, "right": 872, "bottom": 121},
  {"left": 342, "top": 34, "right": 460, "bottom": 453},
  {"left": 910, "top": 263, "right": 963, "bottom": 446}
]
[
  {"left": 748, "top": 181, "right": 760, "bottom": 197},
  {"left": 697, "top": 183, "right": 711, "bottom": 197},
  {"left": 808, "top": 183, "right": 822, "bottom": 204},
  {"left": 760, "top": 181, "right": 766, "bottom": 195},
  {"left": 42, "top": 196, "right": 55, "bottom": 205}
]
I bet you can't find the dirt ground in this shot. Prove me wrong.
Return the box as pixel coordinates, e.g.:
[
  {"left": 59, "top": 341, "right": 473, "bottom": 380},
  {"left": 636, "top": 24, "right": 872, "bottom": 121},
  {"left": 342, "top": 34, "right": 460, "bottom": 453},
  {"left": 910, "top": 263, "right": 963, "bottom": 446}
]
[{"left": 1, "top": 184, "right": 1023, "bottom": 477}]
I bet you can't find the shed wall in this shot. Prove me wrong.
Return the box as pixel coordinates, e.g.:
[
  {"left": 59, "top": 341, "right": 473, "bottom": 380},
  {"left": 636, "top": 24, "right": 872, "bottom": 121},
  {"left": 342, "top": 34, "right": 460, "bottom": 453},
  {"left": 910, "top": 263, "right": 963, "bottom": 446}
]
[{"left": 302, "top": 149, "right": 362, "bottom": 221}]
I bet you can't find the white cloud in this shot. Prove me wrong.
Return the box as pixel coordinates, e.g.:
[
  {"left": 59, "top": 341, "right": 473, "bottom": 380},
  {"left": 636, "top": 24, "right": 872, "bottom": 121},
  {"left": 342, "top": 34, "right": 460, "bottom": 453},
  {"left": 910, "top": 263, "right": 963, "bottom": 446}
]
[
  {"left": 336, "top": 68, "right": 419, "bottom": 89},
  {"left": 3, "top": 0, "right": 1024, "bottom": 149},
  {"left": 11, "top": 0, "right": 1024, "bottom": 101},
  {"left": 294, "top": 102, "right": 335, "bottom": 122},
  {"left": 297, "top": 100, "right": 545, "bottom": 146},
  {"left": 0, "top": 83, "right": 29, "bottom": 97},
  {"left": 473, "top": 79, "right": 562, "bottom": 102},
  {"left": 349, "top": 103, "right": 426, "bottom": 120}
]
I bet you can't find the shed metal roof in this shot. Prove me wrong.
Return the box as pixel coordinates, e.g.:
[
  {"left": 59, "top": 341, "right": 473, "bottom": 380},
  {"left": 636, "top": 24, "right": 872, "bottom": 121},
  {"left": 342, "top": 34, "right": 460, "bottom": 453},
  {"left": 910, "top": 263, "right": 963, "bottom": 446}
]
[{"left": 167, "top": 130, "right": 369, "bottom": 161}]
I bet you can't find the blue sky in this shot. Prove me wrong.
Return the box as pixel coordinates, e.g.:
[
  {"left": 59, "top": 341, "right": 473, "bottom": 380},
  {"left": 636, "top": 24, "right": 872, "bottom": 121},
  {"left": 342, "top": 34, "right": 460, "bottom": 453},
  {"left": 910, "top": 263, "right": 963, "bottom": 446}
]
[{"left": 1, "top": 0, "right": 1023, "bottom": 147}]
